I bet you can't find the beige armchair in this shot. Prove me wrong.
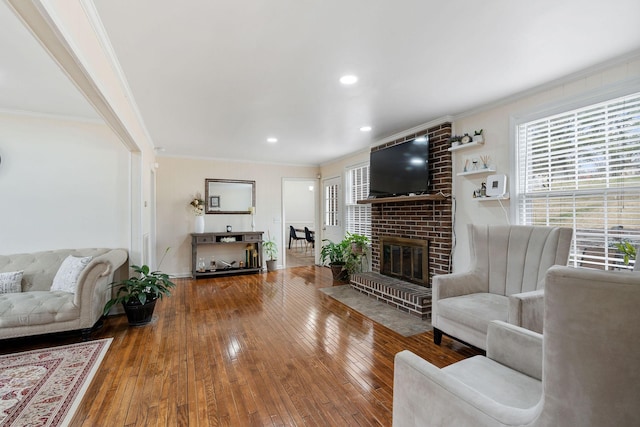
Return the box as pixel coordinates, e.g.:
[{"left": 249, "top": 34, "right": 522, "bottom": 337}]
[
  {"left": 393, "top": 266, "right": 640, "bottom": 427},
  {"left": 432, "top": 224, "right": 572, "bottom": 349}
]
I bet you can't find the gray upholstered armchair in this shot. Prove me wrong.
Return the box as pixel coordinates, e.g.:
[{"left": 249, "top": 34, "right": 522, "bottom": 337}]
[
  {"left": 394, "top": 266, "right": 640, "bottom": 426},
  {"left": 432, "top": 224, "right": 572, "bottom": 349}
]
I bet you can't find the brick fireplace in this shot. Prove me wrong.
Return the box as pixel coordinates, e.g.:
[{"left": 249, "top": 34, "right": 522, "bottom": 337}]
[{"left": 350, "top": 122, "right": 452, "bottom": 318}]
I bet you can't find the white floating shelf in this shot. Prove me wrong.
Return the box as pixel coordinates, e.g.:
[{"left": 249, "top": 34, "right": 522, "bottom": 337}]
[
  {"left": 457, "top": 168, "right": 496, "bottom": 177},
  {"left": 475, "top": 193, "right": 510, "bottom": 201},
  {"left": 448, "top": 140, "right": 485, "bottom": 152}
]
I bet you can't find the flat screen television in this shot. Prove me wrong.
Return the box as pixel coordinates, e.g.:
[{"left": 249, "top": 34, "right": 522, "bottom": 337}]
[{"left": 369, "top": 137, "right": 429, "bottom": 198}]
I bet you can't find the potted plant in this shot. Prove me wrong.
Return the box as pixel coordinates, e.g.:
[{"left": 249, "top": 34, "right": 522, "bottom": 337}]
[
  {"left": 344, "top": 233, "right": 370, "bottom": 276},
  {"left": 473, "top": 129, "right": 484, "bottom": 143},
  {"left": 615, "top": 240, "right": 637, "bottom": 269},
  {"left": 345, "top": 232, "right": 370, "bottom": 255},
  {"left": 263, "top": 232, "right": 278, "bottom": 272},
  {"left": 103, "top": 248, "right": 176, "bottom": 326},
  {"left": 320, "top": 238, "right": 349, "bottom": 281}
]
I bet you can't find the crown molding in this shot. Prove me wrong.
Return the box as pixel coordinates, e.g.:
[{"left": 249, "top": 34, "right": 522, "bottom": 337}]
[
  {"left": 372, "top": 115, "right": 454, "bottom": 148},
  {"left": 0, "top": 108, "right": 105, "bottom": 124}
]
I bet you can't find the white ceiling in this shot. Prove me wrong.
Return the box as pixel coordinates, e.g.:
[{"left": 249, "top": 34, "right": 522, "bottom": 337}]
[{"left": 3, "top": 0, "right": 640, "bottom": 166}]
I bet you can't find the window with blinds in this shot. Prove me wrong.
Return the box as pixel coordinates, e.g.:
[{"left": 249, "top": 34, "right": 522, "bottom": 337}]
[
  {"left": 516, "top": 92, "right": 640, "bottom": 270},
  {"left": 345, "top": 164, "right": 371, "bottom": 238},
  {"left": 324, "top": 182, "right": 339, "bottom": 227}
]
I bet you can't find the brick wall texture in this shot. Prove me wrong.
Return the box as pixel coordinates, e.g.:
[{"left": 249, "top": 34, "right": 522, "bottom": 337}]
[{"left": 370, "top": 122, "right": 452, "bottom": 287}]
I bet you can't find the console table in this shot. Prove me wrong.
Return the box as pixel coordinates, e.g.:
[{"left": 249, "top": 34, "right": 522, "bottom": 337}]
[{"left": 191, "top": 231, "right": 263, "bottom": 278}]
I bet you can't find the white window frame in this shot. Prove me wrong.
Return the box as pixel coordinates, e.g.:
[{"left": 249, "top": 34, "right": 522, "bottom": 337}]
[
  {"left": 345, "top": 162, "right": 371, "bottom": 239},
  {"left": 512, "top": 84, "right": 640, "bottom": 270}
]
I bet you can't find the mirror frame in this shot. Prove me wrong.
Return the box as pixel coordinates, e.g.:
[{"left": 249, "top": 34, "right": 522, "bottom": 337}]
[{"left": 204, "top": 178, "right": 256, "bottom": 214}]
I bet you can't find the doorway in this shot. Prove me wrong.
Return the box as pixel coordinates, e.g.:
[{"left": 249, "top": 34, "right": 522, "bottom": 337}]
[{"left": 282, "top": 178, "right": 318, "bottom": 267}]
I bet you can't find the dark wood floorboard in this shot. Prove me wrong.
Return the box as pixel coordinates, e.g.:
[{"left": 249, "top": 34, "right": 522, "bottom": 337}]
[{"left": 0, "top": 266, "right": 480, "bottom": 426}]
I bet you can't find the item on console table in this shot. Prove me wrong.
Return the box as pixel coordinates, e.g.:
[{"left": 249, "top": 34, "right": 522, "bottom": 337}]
[{"left": 195, "top": 215, "right": 205, "bottom": 233}]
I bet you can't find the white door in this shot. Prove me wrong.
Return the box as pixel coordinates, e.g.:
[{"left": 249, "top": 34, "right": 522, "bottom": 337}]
[{"left": 322, "top": 176, "right": 343, "bottom": 255}]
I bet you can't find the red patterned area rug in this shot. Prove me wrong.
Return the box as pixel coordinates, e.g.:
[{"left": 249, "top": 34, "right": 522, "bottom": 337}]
[{"left": 0, "top": 338, "right": 112, "bottom": 427}]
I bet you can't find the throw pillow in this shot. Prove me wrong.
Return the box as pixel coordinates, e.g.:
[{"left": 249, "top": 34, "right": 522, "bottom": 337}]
[
  {"left": 0, "top": 270, "right": 23, "bottom": 294},
  {"left": 51, "top": 255, "right": 93, "bottom": 294}
]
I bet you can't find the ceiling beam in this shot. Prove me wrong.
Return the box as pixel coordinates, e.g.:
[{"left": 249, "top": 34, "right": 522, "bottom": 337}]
[{"left": 5, "top": 0, "right": 141, "bottom": 152}]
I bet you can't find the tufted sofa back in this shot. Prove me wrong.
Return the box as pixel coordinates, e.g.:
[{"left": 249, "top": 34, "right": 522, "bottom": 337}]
[
  {"left": 469, "top": 225, "right": 573, "bottom": 296},
  {"left": 0, "top": 248, "right": 115, "bottom": 292}
]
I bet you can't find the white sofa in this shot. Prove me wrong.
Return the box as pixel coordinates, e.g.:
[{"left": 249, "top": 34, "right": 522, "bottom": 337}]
[
  {"left": 393, "top": 265, "right": 640, "bottom": 426},
  {"left": 0, "top": 248, "right": 127, "bottom": 340}
]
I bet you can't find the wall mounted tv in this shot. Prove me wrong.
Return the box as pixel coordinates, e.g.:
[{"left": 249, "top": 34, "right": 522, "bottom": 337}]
[{"left": 369, "top": 137, "right": 429, "bottom": 198}]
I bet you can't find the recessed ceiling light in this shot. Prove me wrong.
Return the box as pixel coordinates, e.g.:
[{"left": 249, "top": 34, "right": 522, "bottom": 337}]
[
  {"left": 267, "top": 137, "right": 278, "bottom": 143},
  {"left": 360, "top": 126, "right": 372, "bottom": 132},
  {"left": 340, "top": 75, "right": 358, "bottom": 85}
]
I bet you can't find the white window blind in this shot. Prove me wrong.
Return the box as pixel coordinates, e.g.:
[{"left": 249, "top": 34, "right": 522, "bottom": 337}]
[
  {"left": 345, "top": 164, "right": 371, "bottom": 238},
  {"left": 517, "top": 92, "right": 640, "bottom": 270}
]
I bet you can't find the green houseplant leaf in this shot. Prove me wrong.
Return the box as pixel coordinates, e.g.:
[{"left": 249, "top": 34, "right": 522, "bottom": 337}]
[{"left": 103, "top": 249, "right": 176, "bottom": 316}]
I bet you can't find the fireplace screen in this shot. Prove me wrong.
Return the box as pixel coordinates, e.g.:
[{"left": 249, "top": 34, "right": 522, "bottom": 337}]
[{"left": 380, "top": 237, "right": 429, "bottom": 286}]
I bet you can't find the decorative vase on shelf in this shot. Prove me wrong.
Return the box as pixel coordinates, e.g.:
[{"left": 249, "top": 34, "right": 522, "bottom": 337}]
[{"left": 195, "top": 215, "right": 205, "bottom": 233}]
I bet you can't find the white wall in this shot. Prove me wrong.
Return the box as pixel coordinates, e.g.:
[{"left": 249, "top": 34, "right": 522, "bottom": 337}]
[
  {"left": 283, "top": 179, "right": 316, "bottom": 238},
  {"left": 9, "top": 0, "right": 160, "bottom": 266},
  {"left": 451, "top": 56, "right": 640, "bottom": 271},
  {"left": 0, "top": 113, "right": 130, "bottom": 254},
  {"left": 156, "top": 156, "right": 318, "bottom": 276}
]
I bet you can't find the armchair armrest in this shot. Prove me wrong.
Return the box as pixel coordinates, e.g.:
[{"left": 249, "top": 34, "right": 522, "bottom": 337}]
[
  {"left": 393, "top": 350, "right": 538, "bottom": 426},
  {"left": 486, "top": 320, "right": 542, "bottom": 380},
  {"left": 74, "top": 249, "right": 128, "bottom": 326},
  {"left": 432, "top": 270, "right": 487, "bottom": 302},
  {"left": 508, "top": 289, "right": 545, "bottom": 333}
]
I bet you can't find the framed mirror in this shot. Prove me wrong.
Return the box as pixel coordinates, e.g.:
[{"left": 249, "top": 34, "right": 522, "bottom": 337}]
[{"left": 204, "top": 178, "right": 255, "bottom": 214}]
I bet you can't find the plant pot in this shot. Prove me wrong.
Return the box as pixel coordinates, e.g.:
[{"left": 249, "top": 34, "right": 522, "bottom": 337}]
[
  {"left": 266, "top": 259, "right": 277, "bottom": 272},
  {"left": 329, "top": 263, "right": 348, "bottom": 282},
  {"left": 350, "top": 243, "right": 364, "bottom": 255},
  {"left": 122, "top": 298, "right": 157, "bottom": 326}
]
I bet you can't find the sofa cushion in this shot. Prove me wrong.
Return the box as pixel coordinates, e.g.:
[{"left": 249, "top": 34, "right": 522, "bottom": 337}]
[
  {"left": 0, "top": 291, "right": 78, "bottom": 327},
  {"left": 51, "top": 255, "right": 92, "bottom": 293},
  {"left": 437, "top": 293, "right": 508, "bottom": 333},
  {"left": 0, "top": 271, "right": 23, "bottom": 294}
]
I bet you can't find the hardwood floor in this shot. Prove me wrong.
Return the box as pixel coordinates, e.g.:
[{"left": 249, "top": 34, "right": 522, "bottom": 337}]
[
  {"left": 285, "top": 248, "right": 315, "bottom": 268},
  {"left": 1, "top": 266, "right": 480, "bottom": 426}
]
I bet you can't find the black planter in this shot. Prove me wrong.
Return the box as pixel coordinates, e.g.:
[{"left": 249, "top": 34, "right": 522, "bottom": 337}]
[
  {"left": 329, "top": 263, "right": 348, "bottom": 282},
  {"left": 122, "top": 298, "right": 157, "bottom": 326}
]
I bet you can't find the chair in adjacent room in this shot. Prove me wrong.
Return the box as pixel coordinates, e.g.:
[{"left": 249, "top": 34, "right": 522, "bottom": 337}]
[
  {"left": 432, "top": 224, "right": 573, "bottom": 350},
  {"left": 393, "top": 265, "right": 640, "bottom": 427},
  {"left": 304, "top": 227, "right": 315, "bottom": 252},
  {"left": 289, "top": 226, "right": 305, "bottom": 250}
]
